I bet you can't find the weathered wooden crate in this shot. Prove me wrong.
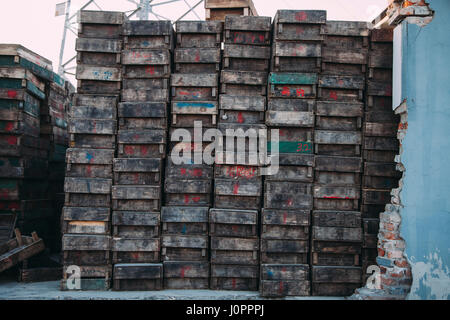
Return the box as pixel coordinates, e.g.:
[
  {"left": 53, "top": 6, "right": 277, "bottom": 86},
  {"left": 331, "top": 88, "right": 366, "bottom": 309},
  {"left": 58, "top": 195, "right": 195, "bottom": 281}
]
[
  {"left": 214, "top": 151, "right": 266, "bottom": 168},
  {"left": 364, "top": 110, "right": 399, "bottom": 125},
  {"left": 0, "top": 156, "right": 47, "bottom": 179},
  {"left": 168, "top": 128, "right": 214, "bottom": 157},
  {"left": 266, "top": 98, "right": 314, "bottom": 127},
  {"left": 363, "top": 122, "right": 397, "bottom": 138},
  {"left": 62, "top": 234, "right": 111, "bottom": 266},
  {"left": 223, "top": 44, "right": 270, "bottom": 72},
  {"left": 224, "top": 16, "right": 271, "bottom": 45},
  {"left": 362, "top": 189, "right": 392, "bottom": 206},
  {"left": 175, "top": 48, "right": 221, "bottom": 73},
  {"left": 0, "top": 87, "right": 41, "bottom": 120},
  {"left": 209, "top": 208, "right": 257, "bottom": 238},
  {"left": 363, "top": 136, "right": 399, "bottom": 152},
  {"left": 363, "top": 162, "right": 401, "bottom": 189},
  {"left": 361, "top": 203, "right": 386, "bottom": 219},
  {"left": 112, "top": 238, "right": 160, "bottom": 263},
  {"left": 72, "top": 93, "right": 118, "bottom": 113},
  {"left": 76, "top": 65, "right": 122, "bottom": 94},
  {"left": 211, "top": 237, "right": 259, "bottom": 265},
  {"left": 311, "top": 242, "right": 361, "bottom": 267},
  {"left": 0, "top": 134, "right": 48, "bottom": 159},
  {"left": 163, "top": 261, "right": 209, "bottom": 289},
  {"left": 219, "top": 95, "right": 265, "bottom": 125},
  {"left": 363, "top": 149, "right": 397, "bottom": 163},
  {"left": 118, "top": 101, "right": 167, "bottom": 130},
  {"left": 217, "top": 123, "right": 267, "bottom": 154},
  {"left": 220, "top": 70, "right": 267, "bottom": 96},
  {"left": 273, "top": 10, "right": 326, "bottom": 41},
  {"left": 265, "top": 154, "right": 314, "bottom": 182},
  {"left": 214, "top": 163, "right": 261, "bottom": 182},
  {"left": 117, "top": 129, "right": 166, "bottom": 158},
  {"left": 122, "top": 49, "right": 170, "bottom": 79},
  {"left": 323, "top": 20, "right": 369, "bottom": 45},
  {"left": 260, "top": 264, "right": 310, "bottom": 297},
  {"left": 214, "top": 178, "right": 262, "bottom": 210},
  {"left": 313, "top": 185, "right": 361, "bottom": 211},
  {"left": 314, "top": 130, "right": 362, "bottom": 157},
  {"left": 75, "top": 38, "right": 122, "bottom": 66},
  {"left": 0, "top": 68, "right": 46, "bottom": 100},
  {"left": 318, "top": 75, "right": 365, "bottom": 102},
  {"left": 315, "top": 155, "right": 362, "bottom": 173},
  {"left": 363, "top": 218, "right": 379, "bottom": 249},
  {"left": 162, "top": 235, "right": 208, "bottom": 262},
  {"left": 77, "top": 10, "right": 124, "bottom": 36},
  {"left": 113, "top": 158, "right": 162, "bottom": 185},
  {"left": 175, "top": 21, "right": 223, "bottom": 48},
  {"left": 0, "top": 199, "right": 52, "bottom": 222},
  {"left": 161, "top": 206, "right": 209, "bottom": 236},
  {"left": 0, "top": 212, "right": 16, "bottom": 243},
  {"left": 112, "top": 185, "right": 161, "bottom": 211},
  {"left": 121, "top": 88, "right": 169, "bottom": 103},
  {"left": 312, "top": 266, "right": 362, "bottom": 296},
  {"left": 260, "top": 239, "right": 309, "bottom": 264},
  {"left": 66, "top": 148, "right": 114, "bottom": 179},
  {"left": 210, "top": 264, "right": 259, "bottom": 291},
  {"left": 365, "top": 94, "right": 393, "bottom": 111},
  {"left": 64, "top": 177, "right": 112, "bottom": 207},
  {"left": 112, "top": 211, "right": 160, "bottom": 238},
  {"left": 62, "top": 207, "right": 110, "bottom": 235},
  {"left": 123, "top": 20, "right": 173, "bottom": 50},
  {"left": 171, "top": 101, "right": 218, "bottom": 127},
  {"left": 312, "top": 210, "right": 362, "bottom": 228},
  {"left": 113, "top": 263, "right": 163, "bottom": 291},
  {"left": 0, "top": 112, "right": 40, "bottom": 138},
  {"left": 164, "top": 180, "right": 212, "bottom": 207},
  {"left": 171, "top": 73, "right": 218, "bottom": 101},
  {"left": 264, "top": 181, "right": 313, "bottom": 210},
  {"left": 60, "top": 265, "right": 111, "bottom": 291},
  {"left": 316, "top": 101, "right": 363, "bottom": 130},
  {"left": 261, "top": 209, "right": 310, "bottom": 240},
  {"left": 268, "top": 72, "right": 317, "bottom": 99},
  {"left": 268, "top": 126, "right": 313, "bottom": 155},
  {"left": 166, "top": 158, "right": 213, "bottom": 179},
  {"left": 272, "top": 42, "right": 322, "bottom": 73}
]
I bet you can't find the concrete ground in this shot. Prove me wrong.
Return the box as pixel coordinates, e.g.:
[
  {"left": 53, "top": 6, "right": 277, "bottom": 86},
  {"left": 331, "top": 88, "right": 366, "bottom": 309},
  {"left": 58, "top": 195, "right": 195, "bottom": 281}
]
[{"left": 0, "top": 280, "right": 345, "bottom": 300}]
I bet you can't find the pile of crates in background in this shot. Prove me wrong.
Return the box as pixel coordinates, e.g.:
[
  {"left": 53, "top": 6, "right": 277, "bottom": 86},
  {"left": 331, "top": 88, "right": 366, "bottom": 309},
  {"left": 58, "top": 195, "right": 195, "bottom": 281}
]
[
  {"left": 112, "top": 20, "right": 172, "bottom": 291},
  {"left": 62, "top": 10, "right": 124, "bottom": 290},
  {"left": 362, "top": 28, "right": 400, "bottom": 282},
  {"left": 205, "top": 0, "right": 258, "bottom": 21},
  {"left": 0, "top": 44, "right": 69, "bottom": 252}
]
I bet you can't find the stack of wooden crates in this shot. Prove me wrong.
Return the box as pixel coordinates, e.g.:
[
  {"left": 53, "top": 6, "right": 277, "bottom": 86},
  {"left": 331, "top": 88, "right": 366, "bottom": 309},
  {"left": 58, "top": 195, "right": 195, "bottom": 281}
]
[
  {"left": 62, "top": 11, "right": 123, "bottom": 290},
  {"left": 205, "top": 0, "right": 258, "bottom": 21},
  {"left": 362, "top": 28, "right": 400, "bottom": 282}
]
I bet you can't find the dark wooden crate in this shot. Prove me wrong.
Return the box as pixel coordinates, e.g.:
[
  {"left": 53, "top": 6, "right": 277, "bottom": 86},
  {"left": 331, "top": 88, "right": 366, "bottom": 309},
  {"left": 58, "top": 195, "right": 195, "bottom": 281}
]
[
  {"left": 0, "top": 156, "right": 48, "bottom": 180},
  {"left": 113, "top": 263, "right": 163, "bottom": 291},
  {"left": 219, "top": 94, "right": 266, "bottom": 124},
  {"left": 223, "top": 44, "right": 270, "bottom": 72},
  {"left": 266, "top": 98, "right": 315, "bottom": 127},
  {"left": 121, "top": 88, "right": 169, "bottom": 103},
  {"left": 261, "top": 239, "right": 309, "bottom": 264},
  {"left": 162, "top": 235, "right": 208, "bottom": 262},
  {"left": 274, "top": 10, "right": 326, "bottom": 41},
  {"left": 76, "top": 65, "right": 121, "bottom": 83},
  {"left": 362, "top": 189, "right": 392, "bottom": 205},
  {"left": 311, "top": 240, "right": 361, "bottom": 267},
  {"left": 163, "top": 261, "right": 209, "bottom": 289},
  {"left": 261, "top": 209, "right": 310, "bottom": 240},
  {"left": 209, "top": 208, "right": 257, "bottom": 238},
  {"left": 113, "top": 158, "right": 162, "bottom": 185},
  {"left": 175, "top": 20, "right": 223, "bottom": 48},
  {"left": 60, "top": 264, "right": 111, "bottom": 291},
  {"left": 112, "top": 185, "right": 161, "bottom": 211},
  {"left": 210, "top": 264, "right": 259, "bottom": 291},
  {"left": 161, "top": 206, "right": 209, "bottom": 236},
  {"left": 312, "top": 266, "right": 362, "bottom": 296},
  {"left": 220, "top": 70, "right": 267, "bottom": 96},
  {"left": 112, "top": 211, "right": 160, "bottom": 238},
  {"left": 174, "top": 47, "right": 221, "bottom": 73},
  {"left": 210, "top": 237, "right": 259, "bottom": 265},
  {"left": 75, "top": 38, "right": 122, "bottom": 66},
  {"left": 117, "top": 129, "right": 166, "bottom": 159},
  {"left": 0, "top": 134, "right": 48, "bottom": 159},
  {"left": 112, "top": 238, "right": 160, "bottom": 264},
  {"left": 66, "top": 148, "right": 114, "bottom": 179},
  {"left": 62, "top": 206, "right": 110, "bottom": 235},
  {"left": 260, "top": 263, "right": 310, "bottom": 297},
  {"left": 264, "top": 181, "right": 313, "bottom": 210},
  {"left": 363, "top": 122, "right": 397, "bottom": 138},
  {"left": 315, "top": 155, "right": 362, "bottom": 173},
  {"left": 123, "top": 20, "right": 173, "bottom": 50},
  {"left": 224, "top": 16, "right": 271, "bottom": 45},
  {"left": 62, "top": 235, "right": 110, "bottom": 266},
  {"left": 206, "top": 7, "right": 255, "bottom": 22},
  {"left": 118, "top": 101, "right": 167, "bottom": 130}
]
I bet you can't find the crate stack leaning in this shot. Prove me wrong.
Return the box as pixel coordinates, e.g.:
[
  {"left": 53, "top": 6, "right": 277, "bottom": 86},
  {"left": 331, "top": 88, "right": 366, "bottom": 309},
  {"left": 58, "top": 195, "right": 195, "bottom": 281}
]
[
  {"left": 311, "top": 20, "right": 369, "bottom": 297},
  {"left": 362, "top": 28, "right": 400, "bottom": 282},
  {"left": 162, "top": 21, "right": 221, "bottom": 290},
  {"left": 62, "top": 10, "right": 124, "bottom": 291},
  {"left": 205, "top": 0, "right": 258, "bottom": 21},
  {"left": 0, "top": 45, "right": 48, "bottom": 246},
  {"left": 112, "top": 20, "right": 173, "bottom": 291},
  {"left": 261, "top": 10, "right": 324, "bottom": 298},
  {"left": 210, "top": 16, "right": 271, "bottom": 292}
]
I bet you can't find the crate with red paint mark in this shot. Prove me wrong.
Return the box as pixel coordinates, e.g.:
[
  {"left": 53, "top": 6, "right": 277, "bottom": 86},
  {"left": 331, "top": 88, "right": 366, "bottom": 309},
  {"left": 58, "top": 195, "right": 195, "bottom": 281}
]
[
  {"left": 118, "top": 101, "right": 168, "bottom": 130},
  {"left": 162, "top": 206, "right": 209, "bottom": 236},
  {"left": 122, "top": 49, "right": 170, "bottom": 79},
  {"left": 175, "top": 47, "right": 221, "bottom": 74},
  {"left": 260, "top": 264, "right": 310, "bottom": 297},
  {"left": 163, "top": 261, "right": 209, "bottom": 289},
  {"left": 261, "top": 209, "right": 310, "bottom": 241},
  {"left": 214, "top": 178, "right": 262, "bottom": 210},
  {"left": 117, "top": 129, "right": 166, "bottom": 159},
  {"left": 112, "top": 237, "right": 160, "bottom": 264},
  {"left": 210, "top": 264, "right": 259, "bottom": 291},
  {"left": 224, "top": 16, "right": 271, "bottom": 46},
  {"left": 171, "top": 73, "right": 219, "bottom": 101},
  {"left": 223, "top": 43, "right": 271, "bottom": 72},
  {"left": 264, "top": 181, "right": 313, "bottom": 210},
  {"left": 113, "top": 263, "right": 163, "bottom": 291},
  {"left": 113, "top": 158, "right": 162, "bottom": 186},
  {"left": 318, "top": 75, "right": 365, "bottom": 102},
  {"left": 219, "top": 95, "right": 265, "bottom": 125},
  {"left": 209, "top": 208, "right": 257, "bottom": 238}
]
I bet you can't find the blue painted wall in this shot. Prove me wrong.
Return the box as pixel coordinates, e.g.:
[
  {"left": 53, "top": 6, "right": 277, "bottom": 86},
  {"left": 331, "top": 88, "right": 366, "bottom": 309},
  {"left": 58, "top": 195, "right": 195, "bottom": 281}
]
[{"left": 398, "top": 0, "right": 450, "bottom": 300}]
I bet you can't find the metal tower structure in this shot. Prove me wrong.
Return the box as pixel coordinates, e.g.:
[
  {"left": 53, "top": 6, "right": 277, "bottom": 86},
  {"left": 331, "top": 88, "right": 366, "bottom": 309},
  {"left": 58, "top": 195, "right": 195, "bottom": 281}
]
[{"left": 57, "top": 0, "right": 205, "bottom": 79}]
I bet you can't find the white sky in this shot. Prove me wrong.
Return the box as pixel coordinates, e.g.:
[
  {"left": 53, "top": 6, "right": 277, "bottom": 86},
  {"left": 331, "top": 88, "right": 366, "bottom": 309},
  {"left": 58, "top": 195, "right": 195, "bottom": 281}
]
[{"left": 0, "top": 0, "right": 389, "bottom": 86}]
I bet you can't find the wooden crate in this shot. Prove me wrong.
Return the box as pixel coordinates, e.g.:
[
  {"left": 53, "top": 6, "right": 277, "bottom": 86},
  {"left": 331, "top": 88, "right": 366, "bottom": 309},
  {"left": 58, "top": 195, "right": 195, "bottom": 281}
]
[
  {"left": 311, "top": 240, "right": 361, "bottom": 267},
  {"left": 268, "top": 72, "right": 317, "bottom": 99},
  {"left": 68, "top": 119, "right": 116, "bottom": 149},
  {"left": 163, "top": 261, "right": 209, "bottom": 289},
  {"left": 0, "top": 69, "right": 46, "bottom": 100},
  {"left": 266, "top": 98, "right": 314, "bottom": 127},
  {"left": 261, "top": 239, "right": 309, "bottom": 264},
  {"left": 316, "top": 101, "right": 363, "bottom": 130},
  {"left": 273, "top": 10, "right": 326, "bottom": 41},
  {"left": 0, "top": 156, "right": 48, "bottom": 179},
  {"left": 171, "top": 73, "right": 218, "bottom": 101},
  {"left": 166, "top": 159, "right": 213, "bottom": 179},
  {"left": 260, "top": 264, "right": 310, "bottom": 297},
  {"left": 76, "top": 65, "right": 121, "bottom": 95},
  {"left": 161, "top": 206, "right": 209, "bottom": 236},
  {"left": 223, "top": 44, "right": 270, "bottom": 72},
  {"left": 315, "top": 155, "right": 362, "bottom": 173},
  {"left": 0, "top": 134, "right": 48, "bottom": 159},
  {"left": 272, "top": 42, "right": 321, "bottom": 73},
  {"left": 121, "top": 88, "right": 169, "bottom": 103},
  {"left": 312, "top": 210, "right": 362, "bottom": 228},
  {"left": 118, "top": 101, "right": 167, "bottom": 130},
  {"left": 265, "top": 154, "right": 314, "bottom": 182},
  {"left": 175, "top": 48, "right": 221, "bottom": 73},
  {"left": 264, "top": 181, "right": 313, "bottom": 210},
  {"left": 175, "top": 21, "right": 223, "bottom": 48},
  {"left": 112, "top": 211, "right": 160, "bottom": 238},
  {"left": 72, "top": 94, "right": 118, "bottom": 115},
  {"left": 0, "top": 212, "right": 16, "bottom": 243},
  {"left": 363, "top": 122, "right": 397, "bottom": 138},
  {"left": 164, "top": 177, "right": 212, "bottom": 207},
  {"left": 313, "top": 185, "right": 361, "bottom": 211},
  {"left": 217, "top": 123, "right": 267, "bottom": 153},
  {"left": 112, "top": 185, "right": 161, "bottom": 211},
  {"left": 117, "top": 129, "right": 166, "bottom": 159},
  {"left": 66, "top": 148, "right": 114, "bottom": 179},
  {"left": 123, "top": 20, "right": 173, "bottom": 50},
  {"left": 122, "top": 49, "right": 170, "bottom": 79},
  {"left": 64, "top": 177, "right": 112, "bottom": 207},
  {"left": 210, "top": 264, "right": 258, "bottom": 291},
  {"left": 314, "top": 130, "right": 362, "bottom": 157},
  {"left": 363, "top": 136, "right": 399, "bottom": 152},
  {"left": 209, "top": 208, "right": 257, "bottom": 238},
  {"left": 214, "top": 178, "right": 262, "bottom": 210},
  {"left": 113, "top": 158, "right": 162, "bottom": 185},
  {"left": 224, "top": 16, "right": 271, "bottom": 45},
  {"left": 0, "top": 179, "right": 49, "bottom": 202},
  {"left": 112, "top": 238, "right": 160, "bottom": 263},
  {"left": 312, "top": 266, "right": 362, "bottom": 296},
  {"left": 261, "top": 209, "right": 310, "bottom": 240},
  {"left": 214, "top": 163, "right": 261, "bottom": 181},
  {"left": 62, "top": 234, "right": 111, "bottom": 266},
  {"left": 162, "top": 235, "right": 208, "bottom": 262},
  {"left": 268, "top": 127, "right": 314, "bottom": 154},
  {"left": 62, "top": 207, "right": 110, "bottom": 235},
  {"left": 220, "top": 70, "right": 267, "bottom": 96},
  {"left": 362, "top": 189, "right": 392, "bottom": 206},
  {"left": 0, "top": 112, "right": 40, "bottom": 138},
  {"left": 363, "top": 149, "right": 396, "bottom": 164},
  {"left": 211, "top": 237, "right": 259, "bottom": 265},
  {"left": 113, "top": 263, "right": 163, "bottom": 291},
  {"left": 219, "top": 95, "right": 265, "bottom": 125},
  {"left": 61, "top": 265, "right": 112, "bottom": 291},
  {"left": 318, "top": 75, "right": 365, "bottom": 102},
  {"left": 171, "top": 101, "right": 218, "bottom": 128},
  {"left": 363, "top": 162, "right": 401, "bottom": 189},
  {"left": 75, "top": 38, "right": 122, "bottom": 66},
  {"left": 0, "top": 87, "right": 40, "bottom": 120}
]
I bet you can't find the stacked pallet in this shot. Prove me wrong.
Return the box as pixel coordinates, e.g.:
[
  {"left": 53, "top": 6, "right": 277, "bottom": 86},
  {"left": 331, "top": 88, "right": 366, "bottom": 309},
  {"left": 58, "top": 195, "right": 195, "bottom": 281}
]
[
  {"left": 62, "top": 10, "right": 124, "bottom": 291},
  {"left": 0, "top": 45, "right": 62, "bottom": 250},
  {"left": 205, "top": 0, "right": 258, "bottom": 21},
  {"left": 162, "top": 21, "right": 220, "bottom": 290},
  {"left": 362, "top": 28, "right": 400, "bottom": 281},
  {"left": 312, "top": 20, "right": 368, "bottom": 296},
  {"left": 112, "top": 20, "right": 173, "bottom": 291}
]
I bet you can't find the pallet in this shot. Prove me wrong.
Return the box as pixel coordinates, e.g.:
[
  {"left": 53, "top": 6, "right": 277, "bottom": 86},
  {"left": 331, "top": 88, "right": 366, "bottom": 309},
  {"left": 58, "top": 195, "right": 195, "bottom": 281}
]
[
  {"left": 161, "top": 206, "right": 209, "bottom": 236},
  {"left": 112, "top": 238, "right": 160, "bottom": 263},
  {"left": 162, "top": 235, "right": 208, "bottom": 262},
  {"left": 112, "top": 211, "right": 160, "bottom": 238},
  {"left": 210, "top": 264, "right": 258, "bottom": 291},
  {"left": 163, "top": 261, "right": 209, "bottom": 289},
  {"left": 261, "top": 209, "right": 310, "bottom": 240},
  {"left": 209, "top": 208, "right": 257, "bottom": 238},
  {"left": 260, "top": 264, "right": 310, "bottom": 297}
]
